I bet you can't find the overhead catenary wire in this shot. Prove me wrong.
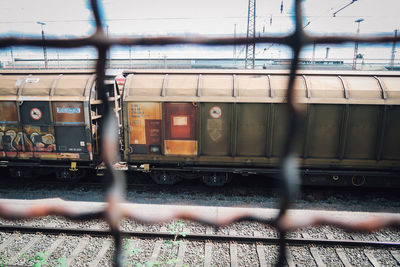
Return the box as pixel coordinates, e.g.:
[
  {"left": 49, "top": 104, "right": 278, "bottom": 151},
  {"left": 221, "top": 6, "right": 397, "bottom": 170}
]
[
  {"left": 333, "top": 0, "right": 359, "bottom": 17},
  {"left": 0, "top": 15, "right": 395, "bottom": 25}
]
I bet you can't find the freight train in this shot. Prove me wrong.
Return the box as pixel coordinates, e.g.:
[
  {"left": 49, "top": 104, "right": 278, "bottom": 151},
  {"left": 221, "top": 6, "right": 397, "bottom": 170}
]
[{"left": 1, "top": 69, "right": 399, "bottom": 186}]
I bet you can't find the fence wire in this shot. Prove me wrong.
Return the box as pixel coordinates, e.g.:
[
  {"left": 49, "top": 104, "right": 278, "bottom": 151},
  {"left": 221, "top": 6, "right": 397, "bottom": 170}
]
[{"left": 0, "top": 0, "right": 400, "bottom": 266}]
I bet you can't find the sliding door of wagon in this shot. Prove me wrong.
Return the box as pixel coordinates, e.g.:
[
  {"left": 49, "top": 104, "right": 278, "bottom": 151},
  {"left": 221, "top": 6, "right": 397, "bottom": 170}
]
[
  {"left": 128, "top": 102, "right": 162, "bottom": 154},
  {"left": 53, "top": 102, "right": 89, "bottom": 159},
  {"left": 20, "top": 101, "right": 56, "bottom": 159},
  {"left": 164, "top": 103, "right": 197, "bottom": 156},
  {"left": 200, "top": 103, "right": 232, "bottom": 156}
]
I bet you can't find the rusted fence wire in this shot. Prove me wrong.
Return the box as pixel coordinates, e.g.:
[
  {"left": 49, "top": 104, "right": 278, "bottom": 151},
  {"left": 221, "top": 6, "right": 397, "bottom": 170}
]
[{"left": 1, "top": 0, "right": 400, "bottom": 266}]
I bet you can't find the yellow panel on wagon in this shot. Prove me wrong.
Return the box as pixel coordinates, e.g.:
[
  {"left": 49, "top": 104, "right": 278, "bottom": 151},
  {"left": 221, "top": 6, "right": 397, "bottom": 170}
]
[{"left": 128, "top": 102, "right": 162, "bottom": 154}]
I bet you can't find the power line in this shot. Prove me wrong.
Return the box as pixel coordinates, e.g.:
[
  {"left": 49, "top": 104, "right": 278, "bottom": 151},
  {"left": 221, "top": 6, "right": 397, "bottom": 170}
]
[
  {"left": 333, "top": 0, "right": 359, "bottom": 17},
  {"left": 0, "top": 15, "right": 394, "bottom": 24}
]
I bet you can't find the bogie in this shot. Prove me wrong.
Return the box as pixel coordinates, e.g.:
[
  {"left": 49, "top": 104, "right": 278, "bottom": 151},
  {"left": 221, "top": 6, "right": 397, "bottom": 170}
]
[
  {"left": 55, "top": 168, "right": 87, "bottom": 182},
  {"left": 202, "top": 172, "right": 232, "bottom": 186},
  {"left": 150, "top": 171, "right": 182, "bottom": 185},
  {"left": 9, "top": 168, "right": 37, "bottom": 179}
]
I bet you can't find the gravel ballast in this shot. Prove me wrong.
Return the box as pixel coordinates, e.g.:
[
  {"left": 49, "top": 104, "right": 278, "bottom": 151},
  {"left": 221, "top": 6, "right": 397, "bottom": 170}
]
[{"left": 0, "top": 175, "right": 399, "bottom": 266}]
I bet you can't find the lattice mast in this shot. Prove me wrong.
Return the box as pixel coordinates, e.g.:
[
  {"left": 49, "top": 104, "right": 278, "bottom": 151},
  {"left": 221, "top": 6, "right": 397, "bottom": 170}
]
[
  {"left": 245, "top": 0, "right": 256, "bottom": 69},
  {"left": 37, "top": 22, "right": 48, "bottom": 69}
]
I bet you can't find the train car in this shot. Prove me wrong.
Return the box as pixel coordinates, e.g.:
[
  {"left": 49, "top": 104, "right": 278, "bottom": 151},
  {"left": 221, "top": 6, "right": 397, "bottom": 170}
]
[
  {"left": 0, "top": 71, "right": 107, "bottom": 180},
  {"left": 122, "top": 69, "right": 400, "bottom": 186}
]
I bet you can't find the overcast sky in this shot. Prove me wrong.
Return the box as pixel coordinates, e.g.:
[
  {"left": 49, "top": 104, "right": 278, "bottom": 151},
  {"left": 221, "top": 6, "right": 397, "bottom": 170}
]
[{"left": 0, "top": 0, "right": 399, "bottom": 61}]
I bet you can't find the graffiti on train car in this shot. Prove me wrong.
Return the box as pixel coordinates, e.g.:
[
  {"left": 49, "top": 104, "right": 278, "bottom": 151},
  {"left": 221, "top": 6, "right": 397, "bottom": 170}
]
[
  {"left": 0, "top": 125, "right": 21, "bottom": 156},
  {"left": 0, "top": 124, "right": 56, "bottom": 153},
  {"left": 24, "top": 125, "right": 56, "bottom": 152},
  {"left": 0, "top": 124, "right": 85, "bottom": 160}
]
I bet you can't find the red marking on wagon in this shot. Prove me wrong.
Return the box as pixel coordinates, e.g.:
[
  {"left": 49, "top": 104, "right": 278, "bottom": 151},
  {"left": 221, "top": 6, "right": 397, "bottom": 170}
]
[
  {"left": 209, "top": 106, "right": 222, "bottom": 119},
  {"left": 30, "top": 108, "right": 42, "bottom": 120}
]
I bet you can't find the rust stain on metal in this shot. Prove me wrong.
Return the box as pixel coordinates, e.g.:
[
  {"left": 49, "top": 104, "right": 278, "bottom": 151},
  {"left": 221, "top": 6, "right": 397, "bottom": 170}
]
[
  {"left": 53, "top": 102, "right": 85, "bottom": 123},
  {"left": 164, "top": 140, "right": 198, "bottom": 155},
  {"left": 0, "top": 102, "right": 18, "bottom": 122},
  {"left": 128, "top": 102, "right": 161, "bottom": 154}
]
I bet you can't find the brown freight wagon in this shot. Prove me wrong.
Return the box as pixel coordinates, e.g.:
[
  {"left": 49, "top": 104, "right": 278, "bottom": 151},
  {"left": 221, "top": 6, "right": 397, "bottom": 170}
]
[
  {"left": 0, "top": 72, "right": 107, "bottom": 180},
  {"left": 122, "top": 69, "right": 400, "bottom": 186}
]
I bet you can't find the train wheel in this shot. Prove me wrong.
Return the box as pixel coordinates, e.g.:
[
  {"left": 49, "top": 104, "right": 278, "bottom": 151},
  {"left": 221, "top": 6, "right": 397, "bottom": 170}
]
[
  {"left": 202, "top": 172, "right": 232, "bottom": 186},
  {"left": 351, "top": 175, "right": 366, "bottom": 187},
  {"left": 56, "top": 169, "right": 86, "bottom": 182},
  {"left": 151, "top": 171, "right": 181, "bottom": 185}
]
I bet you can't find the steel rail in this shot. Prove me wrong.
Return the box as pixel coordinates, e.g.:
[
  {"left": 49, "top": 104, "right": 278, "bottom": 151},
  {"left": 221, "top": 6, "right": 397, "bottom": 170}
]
[{"left": 1, "top": 224, "right": 399, "bottom": 249}]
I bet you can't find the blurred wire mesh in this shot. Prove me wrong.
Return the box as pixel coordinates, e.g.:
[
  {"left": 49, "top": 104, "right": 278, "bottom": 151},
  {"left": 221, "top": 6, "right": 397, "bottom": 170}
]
[{"left": 0, "top": 0, "right": 400, "bottom": 266}]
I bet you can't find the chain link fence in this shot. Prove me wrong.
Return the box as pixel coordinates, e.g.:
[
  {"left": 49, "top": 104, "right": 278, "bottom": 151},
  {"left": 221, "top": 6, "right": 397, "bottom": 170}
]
[{"left": 1, "top": 0, "right": 400, "bottom": 266}]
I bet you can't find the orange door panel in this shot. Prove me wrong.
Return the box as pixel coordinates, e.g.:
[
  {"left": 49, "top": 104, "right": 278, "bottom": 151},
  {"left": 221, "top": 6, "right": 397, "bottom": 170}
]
[{"left": 164, "top": 103, "right": 197, "bottom": 155}]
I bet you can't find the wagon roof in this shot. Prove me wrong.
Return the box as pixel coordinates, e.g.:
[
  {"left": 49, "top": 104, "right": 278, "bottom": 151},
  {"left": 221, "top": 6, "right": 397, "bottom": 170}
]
[
  {"left": 123, "top": 71, "right": 400, "bottom": 105},
  {"left": 0, "top": 74, "right": 96, "bottom": 101}
]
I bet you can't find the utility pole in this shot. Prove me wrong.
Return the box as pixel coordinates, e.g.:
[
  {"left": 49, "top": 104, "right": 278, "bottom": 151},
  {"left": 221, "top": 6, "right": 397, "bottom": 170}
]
[
  {"left": 352, "top": 18, "right": 364, "bottom": 70},
  {"left": 107, "top": 25, "right": 111, "bottom": 68},
  {"left": 10, "top": 47, "right": 14, "bottom": 68},
  {"left": 163, "top": 55, "right": 167, "bottom": 69},
  {"left": 129, "top": 47, "right": 132, "bottom": 69},
  {"left": 37, "top": 21, "right": 48, "bottom": 69},
  {"left": 325, "top": 47, "right": 330, "bottom": 59},
  {"left": 312, "top": 42, "right": 316, "bottom": 66},
  {"left": 233, "top": 24, "right": 237, "bottom": 67},
  {"left": 390, "top": 29, "right": 398, "bottom": 70},
  {"left": 245, "top": 0, "right": 256, "bottom": 69}
]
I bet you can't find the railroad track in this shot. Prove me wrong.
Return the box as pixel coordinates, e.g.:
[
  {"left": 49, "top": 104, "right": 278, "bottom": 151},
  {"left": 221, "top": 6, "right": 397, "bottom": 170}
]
[{"left": 1, "top": 224, "right": 399, "bottom": 266}]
